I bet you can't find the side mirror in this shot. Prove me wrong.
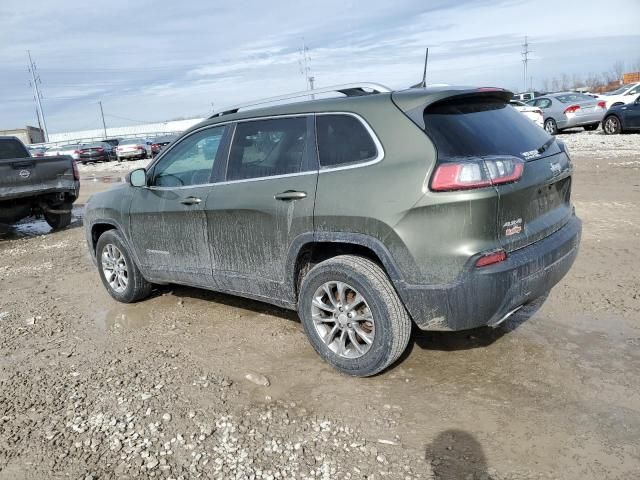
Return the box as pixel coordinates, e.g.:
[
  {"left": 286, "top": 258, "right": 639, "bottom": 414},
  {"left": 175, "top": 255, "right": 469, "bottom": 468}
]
[{"left": 128, "top": 168, "right": 147, "bottom": 187}]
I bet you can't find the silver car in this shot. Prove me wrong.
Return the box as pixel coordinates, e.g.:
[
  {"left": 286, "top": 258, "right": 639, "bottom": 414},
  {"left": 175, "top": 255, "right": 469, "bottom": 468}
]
[{"left": 527, "top": 92, "right": 607, "bottom": 134}]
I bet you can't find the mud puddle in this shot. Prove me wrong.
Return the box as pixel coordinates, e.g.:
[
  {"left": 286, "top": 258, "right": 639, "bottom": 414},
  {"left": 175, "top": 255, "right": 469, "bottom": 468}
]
[{"left": 0, "top": 206, "right": 84, "bottom": 240}]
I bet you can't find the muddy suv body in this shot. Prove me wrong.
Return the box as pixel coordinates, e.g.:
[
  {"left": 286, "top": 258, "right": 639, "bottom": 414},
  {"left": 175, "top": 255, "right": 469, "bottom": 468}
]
[{"left": 85, "top": 84, "right": 581, "bottom": 376}]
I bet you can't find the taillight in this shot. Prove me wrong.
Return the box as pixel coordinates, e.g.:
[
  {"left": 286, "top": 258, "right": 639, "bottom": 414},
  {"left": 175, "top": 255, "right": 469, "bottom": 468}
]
[
  {"left": 97, "top": 147, "right": 104, "bottom": 152},
  {"left": 534, "top": 109, "right": 543, "bottom": 115},
  {"left": 563, "top": 105, "right": 580, "bottom": 114},
  {"left": 597, "top": 101, "right": 606, "bottom": 109},
  {"left": 430, "top": 158, "right": 524, "bottom": 192},
  {"left": 475, "top": 249, "right": 507, "bottom": 267},
  {"left": 71, "top": 160, "right": 80, "bottom": 180},
  {"left": 73, "top": 150, "right": 81, "bottom": 154}
]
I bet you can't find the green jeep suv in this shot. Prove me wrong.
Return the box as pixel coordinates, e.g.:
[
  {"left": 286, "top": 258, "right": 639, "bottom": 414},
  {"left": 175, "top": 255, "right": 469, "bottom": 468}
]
[{"left": 85, "top": 84, "right": 581, "bottom": 376}]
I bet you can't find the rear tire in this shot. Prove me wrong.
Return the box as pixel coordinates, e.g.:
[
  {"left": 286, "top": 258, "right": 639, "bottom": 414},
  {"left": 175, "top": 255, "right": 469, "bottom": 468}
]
[
  {"left": 583, "top": 123, "right": 599, "bottom": 131},
  {"left": 44, "top": 204, "right": 72, "bottom": 230},
  {"left": 544, "top": 118, "right": 558, "bottom": 135},
  {"left": 603, "top": 115, "right": 621, "bottom": 135},
  {"left": 95, "top": 229, "right": 152, "bottom": 303},
  {"left": 298, "top": 255, "right": 412, "bottom": 377}
]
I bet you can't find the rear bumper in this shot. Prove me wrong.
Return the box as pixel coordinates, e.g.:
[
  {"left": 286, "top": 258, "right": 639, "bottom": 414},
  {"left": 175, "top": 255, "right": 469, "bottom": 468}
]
[
  {"left": 117, "top": 150, "right": 146, "bottom": 158},
  {"left": 397, "top": 215, "right": 581, "bottom": 331},
  {"left": 559, "top": 112, "right": 604, "bottom": 128}
]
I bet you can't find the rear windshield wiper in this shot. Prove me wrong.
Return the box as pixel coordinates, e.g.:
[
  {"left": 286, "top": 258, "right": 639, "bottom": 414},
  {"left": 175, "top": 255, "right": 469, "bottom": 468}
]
[{"left": 537, "top": 138, "right": 556, "bottom": 155}]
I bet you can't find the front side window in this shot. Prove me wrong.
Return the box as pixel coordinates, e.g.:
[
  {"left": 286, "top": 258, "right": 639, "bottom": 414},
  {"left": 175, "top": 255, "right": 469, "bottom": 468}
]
[
  {"left": 152, "top": 126, "right": 225, "bottom": 187},
  {"left": 227, "top": 117, "right": 309, "bottom": 181},
  {"left": 316, "top": 114, "right": 377, "bottom": 168}
]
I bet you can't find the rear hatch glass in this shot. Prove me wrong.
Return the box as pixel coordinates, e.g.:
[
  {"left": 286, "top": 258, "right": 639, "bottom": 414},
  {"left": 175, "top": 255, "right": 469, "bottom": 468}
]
[{"left": 423, "top": 96, "right": 572, "bottom": 252}]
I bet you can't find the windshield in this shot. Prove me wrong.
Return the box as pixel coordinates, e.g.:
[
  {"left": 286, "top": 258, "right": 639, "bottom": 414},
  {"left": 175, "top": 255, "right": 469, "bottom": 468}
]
[
  {"left": 603, "top": 85, "right": 629, "bottom": 96},
  {"left": 424, "top": 96, "right": 559, "bottom": 161}
]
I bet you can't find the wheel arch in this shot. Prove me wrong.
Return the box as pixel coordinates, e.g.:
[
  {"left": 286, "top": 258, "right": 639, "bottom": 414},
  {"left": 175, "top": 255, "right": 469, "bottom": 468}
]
[{"left": 287, "top": 232, "right": 405, "bottom": 301}]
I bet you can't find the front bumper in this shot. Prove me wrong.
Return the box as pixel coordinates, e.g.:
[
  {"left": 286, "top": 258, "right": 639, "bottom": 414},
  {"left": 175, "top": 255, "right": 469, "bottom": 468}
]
[{"left": 398, "top": 215, "right": 582, "bottom": 331}]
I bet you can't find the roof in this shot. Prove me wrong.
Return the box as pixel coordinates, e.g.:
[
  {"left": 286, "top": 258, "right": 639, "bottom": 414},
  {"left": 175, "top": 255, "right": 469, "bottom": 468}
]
[{"left": 186, "top": 83, "right": 513, "bottom": 134}]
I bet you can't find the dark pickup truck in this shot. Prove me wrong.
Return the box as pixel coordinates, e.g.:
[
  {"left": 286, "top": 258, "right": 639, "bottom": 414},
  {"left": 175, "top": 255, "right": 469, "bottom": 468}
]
[{"left": 0, "top": 136, "right": 80, "bottom": 229}]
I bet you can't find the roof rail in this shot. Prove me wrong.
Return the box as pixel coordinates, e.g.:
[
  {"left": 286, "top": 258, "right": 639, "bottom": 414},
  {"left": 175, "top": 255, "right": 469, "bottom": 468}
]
[{"left": 209, "top": 82, "right": 392, "bottom": 118}]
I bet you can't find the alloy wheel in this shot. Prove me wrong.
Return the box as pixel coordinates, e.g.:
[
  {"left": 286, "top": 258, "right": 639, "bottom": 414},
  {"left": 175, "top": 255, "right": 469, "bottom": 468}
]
[
  {"left": 101, "top": 244, "right": 129, "bottom": 293},
  {"left": 311, "top": 281, "right": 375, "bottom": 359},
  {"left": 604, "top": 117, "right": 619, "bottom": 134}
]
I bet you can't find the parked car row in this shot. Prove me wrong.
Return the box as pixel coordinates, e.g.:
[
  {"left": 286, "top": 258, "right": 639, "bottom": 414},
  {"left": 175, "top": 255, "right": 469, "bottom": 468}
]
[
  {"left": 28, "top": 135, "right": 180, "bottom": 164},
  {"left": 523, "top": 91, "right": 640, "bottom": 135}
]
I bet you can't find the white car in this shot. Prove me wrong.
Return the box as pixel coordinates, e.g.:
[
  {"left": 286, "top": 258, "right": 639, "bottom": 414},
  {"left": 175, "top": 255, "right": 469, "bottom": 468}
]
[
  {"left": 44, "top": 144, "right": 83, "bottom": 160},
  {"left": 115, "top": 139, "right": 152, "bottom": 161},
  {"left": 509, "top": 100, "right": 544, "bottom": 127},
  {"left": 598, "top": 82, "right": 640, "bottom": 109}
]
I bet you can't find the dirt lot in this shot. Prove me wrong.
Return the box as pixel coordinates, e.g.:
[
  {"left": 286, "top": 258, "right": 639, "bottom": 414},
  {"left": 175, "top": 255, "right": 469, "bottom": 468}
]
[{"left": 1, "top": 131, "right": 639, "bottom": 480}]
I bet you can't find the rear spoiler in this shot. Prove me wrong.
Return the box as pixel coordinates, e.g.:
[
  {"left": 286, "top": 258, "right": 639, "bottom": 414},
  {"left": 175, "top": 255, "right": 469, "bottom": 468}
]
[{"left": 391, "top": 87, "right": 513, "bottom": 130}]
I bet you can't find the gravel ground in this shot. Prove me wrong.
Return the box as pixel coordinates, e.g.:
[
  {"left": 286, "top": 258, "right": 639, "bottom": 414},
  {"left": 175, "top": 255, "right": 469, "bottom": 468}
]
[{"left": 0, "top": 130, "right": 639, "bottom": 479}]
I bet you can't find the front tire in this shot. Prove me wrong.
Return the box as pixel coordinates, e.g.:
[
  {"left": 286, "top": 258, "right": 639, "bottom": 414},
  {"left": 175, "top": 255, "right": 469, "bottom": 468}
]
[
  {"left": 96, "top": 230, "right": 152, "bottom": 303},
  {"left": 298, "top": 255, "right": 411, "bottom": 377},
  {"left": 583, "top": 123, "right": 599, "bottom": 131},
  {"left": 603, "top": 115, "right": 621, "bottom": 135},
  {"left": 544, "top": 118, "right": 558, "bottom": 135}
]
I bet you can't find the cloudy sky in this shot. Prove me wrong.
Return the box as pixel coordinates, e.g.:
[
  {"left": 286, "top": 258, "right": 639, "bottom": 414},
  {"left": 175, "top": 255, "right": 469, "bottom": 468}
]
[{"left": 1, "top": 0, "right": 639, "bottom": 133}]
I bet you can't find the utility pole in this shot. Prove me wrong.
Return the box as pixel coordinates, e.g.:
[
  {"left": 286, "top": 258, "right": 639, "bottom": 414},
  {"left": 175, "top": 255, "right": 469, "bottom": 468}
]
[
  {"left": 27, "top": 50, "right": 49, "bottom": 142},
  {"left": 521, "top": 36, "right": 531, "bottom": 93},
  {"left": 299, "top": 40, "right": 314, "bottom": 92},
  {"left": 99, "top": 101, "right": 107, "bottom": 139}
]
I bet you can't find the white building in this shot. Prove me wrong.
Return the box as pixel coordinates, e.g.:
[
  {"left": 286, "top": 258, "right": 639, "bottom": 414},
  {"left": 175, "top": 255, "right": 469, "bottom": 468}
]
[{"left": 45, "top": 118, "right": 204, "bottom": 145}]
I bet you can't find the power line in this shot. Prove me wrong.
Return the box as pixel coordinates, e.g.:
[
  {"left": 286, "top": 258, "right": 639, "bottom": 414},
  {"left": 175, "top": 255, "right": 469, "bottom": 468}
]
[{"left": 27, "top": 51, "right": 49, "bottom": 142}]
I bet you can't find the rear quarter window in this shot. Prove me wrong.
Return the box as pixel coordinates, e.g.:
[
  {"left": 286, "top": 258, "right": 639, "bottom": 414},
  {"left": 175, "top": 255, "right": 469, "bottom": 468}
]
[
  {"left": 423, "top": 97, "right": 559, "bottom": 161},
  {"left": 316, "top": 114, "right": 377, "bottom": 168},
  {"left": 0, "top": 139, "right": 30, "bottom": 160}
]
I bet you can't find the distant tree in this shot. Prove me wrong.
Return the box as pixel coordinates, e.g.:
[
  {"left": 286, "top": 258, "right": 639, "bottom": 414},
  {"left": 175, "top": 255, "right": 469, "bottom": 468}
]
[
  {"left": 542, "top": 78, "right": 550, "bottom": 92},
  {"left": 551, "top": 77, "right": 560, "bottom": 91},
  {"left": 571, "top": 73, "right": 582, "bottom": 88},
  {"left": 561, "top": 74, "right": 570, "bottom": 90},
  {"left": 632, "top": 57, "right": 640, "bottom": 72},
  {"left": 612, "top": 60, "right": 625, "bottom": 81}
]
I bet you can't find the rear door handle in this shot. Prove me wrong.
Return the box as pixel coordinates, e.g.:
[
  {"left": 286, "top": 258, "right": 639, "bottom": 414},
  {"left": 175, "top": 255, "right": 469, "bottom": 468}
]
[
  {"left": 274, "top": 190, "right": 307, "bottom": 201},
  {"left": 180, "top": 196, "right": 201, "bottom": 206}
]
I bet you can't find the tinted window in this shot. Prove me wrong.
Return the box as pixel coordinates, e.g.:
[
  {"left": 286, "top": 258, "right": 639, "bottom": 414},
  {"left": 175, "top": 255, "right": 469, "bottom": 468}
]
[
  {"left": 0, "top": 139, "right": 30, "bottom": 159},
  {"left": 152, "top": 126, "right": 225, "bottom": 187},
  {"left": 423, "top": 97, "right": 559, "bottom": 161},
  {"left": 316, "top": 114, "right": 377, "bottom": 168},
  {"left": 227, "top": 117, "right": 308, "bottom": 181}
]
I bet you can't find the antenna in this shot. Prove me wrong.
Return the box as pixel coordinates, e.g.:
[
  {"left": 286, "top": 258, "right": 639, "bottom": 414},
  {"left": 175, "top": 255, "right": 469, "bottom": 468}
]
[
  {"left": 410, "top": 48, "right": 430, "bottom": 89},
  {"left": 298, "top": 40, "right": 314, "bottom": 92},
  {"left": 421, "top": 48, "right": 429, "bottom": 88},
  {"left": 521, "top": 36, "right": 532, "bottom": 92}
]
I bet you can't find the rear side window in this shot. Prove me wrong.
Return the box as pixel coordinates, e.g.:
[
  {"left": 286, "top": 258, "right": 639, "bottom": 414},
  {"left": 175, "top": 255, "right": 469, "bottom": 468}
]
[
  {"left": 0, "top": 139, "right": 30, "bottom": 160},
  {"left": 227, "top": 117, "right": 309, "bottom": 181},
  {"left": 316, "top": 114, "right": 377, "bottom": 168},
  {"left": 423, "top": 97, "right": 559, "bottom": 161}
]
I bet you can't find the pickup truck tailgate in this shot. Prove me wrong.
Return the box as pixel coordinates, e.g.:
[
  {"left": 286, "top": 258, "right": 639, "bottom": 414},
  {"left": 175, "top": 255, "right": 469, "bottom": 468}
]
[{"left": 0, "top": 155, "right": 79, "bottom": 201}]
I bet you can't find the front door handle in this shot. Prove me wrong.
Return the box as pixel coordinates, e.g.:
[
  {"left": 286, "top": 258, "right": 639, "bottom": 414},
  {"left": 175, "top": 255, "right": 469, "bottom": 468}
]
[
  {"left": 274, "top": 190, "right": 307, "bottom": 201},
  {"left": 180, "top": 196, "right": 201, "bottom": 206}
]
